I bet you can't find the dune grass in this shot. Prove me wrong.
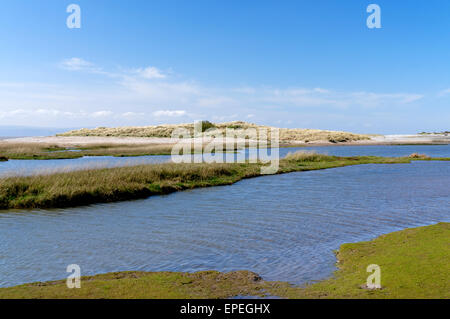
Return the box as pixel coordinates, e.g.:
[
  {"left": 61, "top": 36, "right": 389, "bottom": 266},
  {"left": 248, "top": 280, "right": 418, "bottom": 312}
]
[
  {"left": 58, "top": 121, "right": 371, "bottom": 143},
  {"left": 0, "top": 152, "right": 432, "bottom": 210},
  {"left": 1, "top": 223, "right": 447, "bottom": 299}
]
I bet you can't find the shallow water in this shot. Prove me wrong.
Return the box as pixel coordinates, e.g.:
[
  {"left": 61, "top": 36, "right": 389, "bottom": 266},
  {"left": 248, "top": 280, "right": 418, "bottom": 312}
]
[
  {"left": 0, "top": 160, "right": 449, "bottom": 288},
  {"left": 0, "top": 155, "right": 171, "bottom": 177},
  {"left": 1, "top": 144, "right": 449, "bottom": 177}
]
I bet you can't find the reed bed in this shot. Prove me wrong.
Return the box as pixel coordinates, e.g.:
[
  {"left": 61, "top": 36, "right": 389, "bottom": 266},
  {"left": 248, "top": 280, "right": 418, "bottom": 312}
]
[
  {"left": 0, "top": 142, "right": 71, "bottom": 160},
  {"left": 284, "top": 150, "right": 333, "bottom": 162},
  {"left": 0, "top": 162, "right": 260, "bottom": 209},
  {"left": 0, "top": 141, "right": 240, "bottom": 160},
  {"left": 0, "top": 152, "right": 422, "bottom": 210}
]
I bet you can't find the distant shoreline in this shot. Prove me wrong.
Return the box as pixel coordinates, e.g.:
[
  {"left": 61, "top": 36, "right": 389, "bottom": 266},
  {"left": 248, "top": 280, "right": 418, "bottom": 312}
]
[{"left": 3, "top": 134, "right": 449, "bottom": 147}]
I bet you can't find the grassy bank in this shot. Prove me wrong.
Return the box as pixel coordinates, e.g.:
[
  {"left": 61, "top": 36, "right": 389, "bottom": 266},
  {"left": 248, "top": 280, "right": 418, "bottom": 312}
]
[
  {"left": 0, "top": 142, "right": 198, "bottom": 160},
  {"left": 0, "top": 270, "right": 267, "bottom": 299},
  {"left": 266, "top": 222, "right": 450, "bottom": 299},
  {"left": 58, "top": 121, "right": 371, "bottom": 143},
  {"left": 0, "top": 141, "right": 248, "bottom": 160},
  {"left": 1, "top": 223, "right": 447, "bottom": 299},
  {"left": 0, "top": 152, "right": 422, "bottom": 210}
]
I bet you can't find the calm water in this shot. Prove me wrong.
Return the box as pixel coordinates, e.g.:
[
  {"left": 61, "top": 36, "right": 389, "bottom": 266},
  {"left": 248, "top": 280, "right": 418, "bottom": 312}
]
[
  {"left": 0, "top": 155, "right": 171, "bottom": 177},
  {"left": 1, "top": 144, "right": 449, "bottom": 176},
  {"left": 0, "top": 159, "right": 449, "bottom": 288}
]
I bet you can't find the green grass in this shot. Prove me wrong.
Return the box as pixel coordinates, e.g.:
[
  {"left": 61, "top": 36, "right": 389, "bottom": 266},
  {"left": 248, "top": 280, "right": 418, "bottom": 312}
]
[
  {"left": 1, "top": 223, "right": 447, "bottom": 299},
  {"left": 0, "top": 142, "right": 246, "bottom": 160},
  {"left": 0, "top": 142, "right": 203, "bottom": 160},
  {"left": 265, "top": 222, "right": 450, "bottom": 299},
  {"left": 0, "top": 270, "right": 267, "bottom": 299},
  {"left": 0, "top": 152, "right": 425, "bottom": 210}
]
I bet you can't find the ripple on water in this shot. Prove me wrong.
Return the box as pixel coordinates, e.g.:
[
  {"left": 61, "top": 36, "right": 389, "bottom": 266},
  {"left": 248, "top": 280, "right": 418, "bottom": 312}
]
[{"left": 0, "top": 159, "right": 449, "bottom": 287}]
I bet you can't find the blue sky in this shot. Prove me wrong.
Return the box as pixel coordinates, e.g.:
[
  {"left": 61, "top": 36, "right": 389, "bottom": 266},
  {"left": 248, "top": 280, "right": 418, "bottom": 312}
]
[{"left": 1, "top": 0, "right": 450, "bottom": 134}]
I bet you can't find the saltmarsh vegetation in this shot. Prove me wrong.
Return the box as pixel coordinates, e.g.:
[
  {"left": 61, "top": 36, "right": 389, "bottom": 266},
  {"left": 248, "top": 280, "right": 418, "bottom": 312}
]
[
  {"left": 2, "top": 151, "right": 448, "bottom": 210},
  {"left": 0, "top": 142, "right": 182, "bottom": 160},
  {"left": 0, "top": 140, "right": 245, "bottom": 160},
  {"left": 1, "top": 223, "right": 447, "bottom": 299}
]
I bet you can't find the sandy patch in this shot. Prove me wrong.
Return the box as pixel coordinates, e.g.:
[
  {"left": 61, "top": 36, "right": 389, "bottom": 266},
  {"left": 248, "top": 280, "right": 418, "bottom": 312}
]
[{"left": 3, "top": 134, "right": 449, "bottom": 146}]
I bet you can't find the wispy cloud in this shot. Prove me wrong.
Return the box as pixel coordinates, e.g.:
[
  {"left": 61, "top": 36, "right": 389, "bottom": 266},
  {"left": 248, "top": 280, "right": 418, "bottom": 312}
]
[
  {"left": 58, "top": 58, "right": 424, "bottom": 110},
  {"left": 92, "top": 110, "right": 113, "bottom": 117},
  {"left": 153, "top": 110, "right": 186, "bottom": 117},
  {"left": 438, "top": 88, "right": 450, "bottom": 97},
  {"left": 60, "top": 58, "right": 96, "bottom": 72},
  {"left": 122, "top": 111, "right": 145, "bottom": 117},
  {"left": 0, "top": 108, "right": 114, "bottom": 119},
  {"left": 132, "top": 66, "right": 166, "bottom": 79},
  {"left": 0, "top": 58, "right": 426, "bottom": 129},
  {"left": 349, "top": 92, "right": 423, "bottom": 106}
]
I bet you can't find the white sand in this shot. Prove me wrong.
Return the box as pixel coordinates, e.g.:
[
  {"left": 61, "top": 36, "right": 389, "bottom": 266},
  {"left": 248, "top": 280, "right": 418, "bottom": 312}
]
[
  {"left": 3, "top": 134, "right": 449, "bottom": 146},
  {"left": 1, "top": 136, "right": 258, "bottom": 146}
]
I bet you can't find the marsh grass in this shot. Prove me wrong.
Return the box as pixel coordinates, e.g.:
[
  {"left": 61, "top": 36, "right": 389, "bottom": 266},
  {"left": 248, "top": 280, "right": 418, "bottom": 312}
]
[
  {"left": 284, "top": 150, "right": 332, "bottom": 162},
  {"left": 0, "top": 142, "right": 178, "bottom": 160},
  {"left": 0, "top": 142, "right": 77, "bottom": 160},
  {"left": 0, "top": 152, "right": 421, "bottom": 210},
  {"left": 0, "top": 162, "right": 258, "bottom": 209},
  {"left": 0, "top": 142, "right": 239, "bottom": 160},
  {"left": 408, "top": 153, "right": 431, "bottom": 159}
]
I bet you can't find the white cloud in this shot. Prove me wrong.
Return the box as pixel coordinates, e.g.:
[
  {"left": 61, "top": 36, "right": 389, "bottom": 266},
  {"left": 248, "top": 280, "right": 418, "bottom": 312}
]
[
  {"left": 122, "top": 111, "right": 145, "bottom": 117},
  {"left": 60, "top": 58, "right": 95, "bottom": 71},
  {"left": 349, "top": 92, "right": 423, "bottom": 107},
  {"left": 0, "top": 108, "right": 113, "bottom": 120},
  {"left": 226, "top": 87, "right": 423, "bottom": 109},
  {"left": 91, "top": 111, "right": 113, "bottom": 117},
  {"left": 59, "top": 58, "right": 114, "bottom": 77},
  {"left": 153, "top": 110, "right": 186, "bottom": 117},
  {"left": 438, "top": 88, "right": 450, "bottom": 97},
  {"left": 132, "top": 66, "right": 166, "bottom": 79},
  {"left": 0, "top": 58, "right": 427, "bottom": 129}
]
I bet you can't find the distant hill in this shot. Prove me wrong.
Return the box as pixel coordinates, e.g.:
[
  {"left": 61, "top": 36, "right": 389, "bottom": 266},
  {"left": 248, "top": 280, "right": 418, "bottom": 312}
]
[{"left": 57, "top": 121, "right": 370, "bottom": 144}]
